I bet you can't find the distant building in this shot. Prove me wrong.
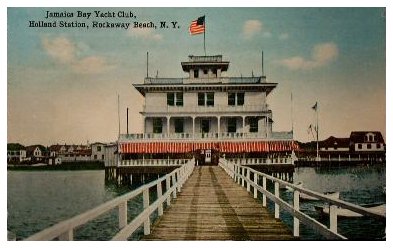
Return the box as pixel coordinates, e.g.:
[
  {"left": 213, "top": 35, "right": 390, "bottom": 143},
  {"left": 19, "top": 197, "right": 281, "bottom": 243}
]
[
  {"left": 7, "top": 143, "right": 27, "bottom": 163},
  {"left": 91, "top": 142, "right": 105, "bottom": 161},
  {"left": 349, "top": 131, "right": 385, "bottom": 152},
  {"left": 319, "top": 136, "right": 350, "bottom": 152},
  {"left": 104, "top": 143, "right": 118, "bottom": 167},
  {"left": 25, "top": 145, "right": 47, "bottom": 163},
  {"left": 49, "top": 144, "right": 91, "bottom": 162}
]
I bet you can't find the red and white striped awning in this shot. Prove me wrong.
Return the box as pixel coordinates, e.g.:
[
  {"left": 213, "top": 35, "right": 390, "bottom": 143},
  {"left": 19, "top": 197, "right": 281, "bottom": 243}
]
[{"left": 119, "top": 140, "right": 299, "bottom": 154}]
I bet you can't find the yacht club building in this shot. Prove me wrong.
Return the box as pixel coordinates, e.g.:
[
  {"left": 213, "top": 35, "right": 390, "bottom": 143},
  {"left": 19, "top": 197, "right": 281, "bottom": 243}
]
[{"left": 118, "top": 54, "right": 298, "bottom": 165}]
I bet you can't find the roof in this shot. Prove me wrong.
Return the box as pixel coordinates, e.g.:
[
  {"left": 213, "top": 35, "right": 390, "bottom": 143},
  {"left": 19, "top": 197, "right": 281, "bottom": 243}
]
[
  {"left": 320, "top": 136, "right": 349, "bottom": 148},
  {"left": 349, "top": 131, "right": 385, "bottom": 144},
  {"left": 7, "top": 143, "right": 26, "bottom": 151}
]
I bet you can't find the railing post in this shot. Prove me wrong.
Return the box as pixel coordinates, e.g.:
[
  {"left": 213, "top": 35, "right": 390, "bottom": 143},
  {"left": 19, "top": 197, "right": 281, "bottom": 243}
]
[
  {"left": 157, "top": 180, "right": 163, "bottom": 216},
  {"left": 253, "top": 173, "right": 258, "bottom": 199},
  {"left": 246, "top": 169, "right": 251, "bottom": 192},
  {"left": 177, "top": 170, "right": 181, "bottom": 193},
  {"left": 329, "top": 204, "right": 338, "bottom": 233},
  {"left": 172, "top": 174, "right": 177, "bottom": 199},
  {"left": 166, "top": 175, "right": 171, "bottom": 206},
  {"left": 262, "top": 176, "right": 267, "bottom": 207},
  {"left": 293, "top": 190, "right": 300, "bottom": 237},
  {"left": 274, "top": 181, "right": 280, "bottom": 219},
  {"left": 242, "top": 167, "right": 245, "bottom": 187},
  {"left": 118, "top": 201, "right": 127, "bottom": 229},
  {"left": 59, "top": 230, "right": 73, "bottom": 241},
  {"left": 143, "top": 188, "right": 151, "bottom": 235}
]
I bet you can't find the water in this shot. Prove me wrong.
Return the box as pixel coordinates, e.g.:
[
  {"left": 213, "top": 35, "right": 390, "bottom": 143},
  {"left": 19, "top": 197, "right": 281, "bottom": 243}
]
[{"left": 7, "top": 165, "right": 386, "bottom": 240}]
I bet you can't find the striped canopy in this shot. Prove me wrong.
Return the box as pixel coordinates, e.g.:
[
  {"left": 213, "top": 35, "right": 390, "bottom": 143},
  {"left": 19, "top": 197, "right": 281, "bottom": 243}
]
[{"left": 119, "top": 141, "right": 299, "bottom": 154}]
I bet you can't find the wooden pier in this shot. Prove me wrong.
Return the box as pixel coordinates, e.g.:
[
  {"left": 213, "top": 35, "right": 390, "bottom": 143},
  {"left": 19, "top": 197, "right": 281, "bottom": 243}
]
[{"left": 143, "top": 166, "right": 294, "bottom": 240}]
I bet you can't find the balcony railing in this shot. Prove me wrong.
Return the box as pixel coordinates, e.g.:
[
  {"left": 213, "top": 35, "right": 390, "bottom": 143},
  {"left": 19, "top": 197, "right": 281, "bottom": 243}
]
[
  {"left": 188, "top": 55, "right": 223, "bottom": 62},
  {"left": 143, "top": 104, "right": 270, "bottom": 114},
  {"left": 119, "top": 131, "right": 293, "bottom": 142},
  {"left": 143, "top": 77, "right": 266, "bottom": 85}
]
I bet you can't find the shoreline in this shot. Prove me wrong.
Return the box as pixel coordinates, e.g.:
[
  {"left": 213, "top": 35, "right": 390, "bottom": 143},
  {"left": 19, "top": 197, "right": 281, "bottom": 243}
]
[{"left": 7, "top": 161, "right": 105, "bottom": 171}]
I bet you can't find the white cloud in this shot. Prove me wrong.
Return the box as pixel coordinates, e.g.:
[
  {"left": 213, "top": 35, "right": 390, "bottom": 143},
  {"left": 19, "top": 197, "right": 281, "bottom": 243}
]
[
  {"left": 42, "top": 37, "right": 75, "bottom": 64},
  {"left": 128, "top": 28, "right": 162, "bottom": 41},
  {"left": 243, "top": 20, "right": 262, "bottom": 39},
  {"left": 278, "top": 42, "right": 339, "bottom": 70},
  {"left": 279, "top": 33, "right": 289, "bottom": 40},
  {"left": 42, "top": 36, "right": 113, "bottom": 74}
]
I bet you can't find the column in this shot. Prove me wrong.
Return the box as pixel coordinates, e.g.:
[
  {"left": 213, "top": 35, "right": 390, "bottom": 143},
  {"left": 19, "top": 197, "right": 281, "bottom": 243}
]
[
  {"left": 192, "top": 116, "right": 195, "bottom": 139},
  {"left": 217, "top": 116, "right": 221, "bottom": 138},
  {"left": 242, "top": 116, "right": 246, "bottom": 134},
  {"left": 167, "top": 116, "right": 170, "bottom": 135}
]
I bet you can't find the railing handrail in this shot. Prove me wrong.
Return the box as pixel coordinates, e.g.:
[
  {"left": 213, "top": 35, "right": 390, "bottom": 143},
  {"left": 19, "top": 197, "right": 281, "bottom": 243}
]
[
  {"left": 119, "top": 131, "right": 293, "bottom": 141},
  {"left": 218, "top": 158, "right": 386, "bottom": 240},
  {"left": 25, "top": 159, "right": 195, "bottom": 241}
]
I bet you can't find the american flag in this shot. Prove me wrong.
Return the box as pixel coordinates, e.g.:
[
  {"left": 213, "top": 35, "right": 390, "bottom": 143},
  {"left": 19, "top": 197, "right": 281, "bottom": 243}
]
[{"left": 189, "top": 16, "right": 205, "bottom": 35}]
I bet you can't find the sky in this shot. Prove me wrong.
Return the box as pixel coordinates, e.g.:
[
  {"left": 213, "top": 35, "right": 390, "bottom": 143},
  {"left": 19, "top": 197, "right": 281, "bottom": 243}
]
[{"left": 6, "top": 7, "right": 386, "bottom": 146}]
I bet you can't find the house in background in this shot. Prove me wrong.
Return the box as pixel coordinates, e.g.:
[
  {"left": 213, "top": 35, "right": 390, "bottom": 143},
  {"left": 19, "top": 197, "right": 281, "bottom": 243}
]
[
  {"left": 25, "top": 145, "right": 46, "bottom": 163},
  {"left": 7, "top": 143, "right": 27, "bottom": 164},
  {"left": 349, "top": 131, "right": 385, "bottom": 152},
  {"left": 91, "top": 142, "right": 105, "bottom": 161}
]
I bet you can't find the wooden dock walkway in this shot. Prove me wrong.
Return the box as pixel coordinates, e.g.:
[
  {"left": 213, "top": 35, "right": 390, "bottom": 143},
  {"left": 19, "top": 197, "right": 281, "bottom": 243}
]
[{"left": 143, "top": 166, "right": 294, "bottom": 240}]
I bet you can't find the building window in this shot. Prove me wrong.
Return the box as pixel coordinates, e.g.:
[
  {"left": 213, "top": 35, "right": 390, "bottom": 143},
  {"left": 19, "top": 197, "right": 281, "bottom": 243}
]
[
  {"left": 227, "top": 118, "right": 237, "bottom": 133},
  {"left": 174, "top": 118, "right": 184, "bottom": 133},
  {"left": 101, "top": 155, "right": 105, "bottom": 160},
  {"left": 206, "top": 92, "right": 214, "bottom": 106},
  {"left": 367, "top": 144, "right": 372, "bottom": 149},
  {"left": 228, "top": 92, "right": 244, "bottom": 106},
  {"left": 167, "top": 93, "right": 174, "bottom": 106},
  {"left": 198, "top": 92, "right": 214, "bottom": 106},
  {"left": 167, "top": 92, "right": 183, "bottom": 106},
  {"left": 213, "top": 69, "right": 217, "bottom": 77},
  {"left": 194, "top": 70, "right": 199, "bottom": 78},
  {"left": 94, "top": 155, "right": 97, "bottom": 160},
  {"left": 97, "top": 146, "right": 101, "bottom": 152},
  {"left": 201, "top": 119, "right": 210, "bottom": 133},
  {"left": 228, "top": 93, "right": 236, "bottom": 105},
  {"left": 203, "top": 69, "right": 208, "bottom": 75},
  {"left": 377, "top": 143, "right": 381, "bottom": 149},
  {"left": 358, "top": 144, "right": 362, "bottom": 150},
  {"left": 153, "top": 118, "right": 163, "bottom": 133},
  {"left": 249, "top": 118, "right": 258, "bottom": 133}
]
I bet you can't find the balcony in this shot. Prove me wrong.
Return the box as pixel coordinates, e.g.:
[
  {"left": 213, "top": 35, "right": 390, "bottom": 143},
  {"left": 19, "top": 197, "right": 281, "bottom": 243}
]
[
  {"left": 143, "top": 104, "right": 270, "bottom": 114},
  {"left": 119, "top": 131, "right": 293, "bottom": 142},
  {"left": 143, "top": 77, "right": 264, "bottom": 85}
]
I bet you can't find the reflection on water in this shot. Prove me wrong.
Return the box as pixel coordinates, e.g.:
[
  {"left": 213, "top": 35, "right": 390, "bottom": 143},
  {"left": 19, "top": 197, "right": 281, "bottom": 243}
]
[{"left": 8, "top": 164, "right": 386, "bottom": 240}]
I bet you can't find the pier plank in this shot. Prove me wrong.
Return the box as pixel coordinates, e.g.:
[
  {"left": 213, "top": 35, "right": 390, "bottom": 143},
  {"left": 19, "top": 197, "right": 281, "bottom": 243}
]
[{"left": 143, "top": 166, "right": 294, "bottom": 241}]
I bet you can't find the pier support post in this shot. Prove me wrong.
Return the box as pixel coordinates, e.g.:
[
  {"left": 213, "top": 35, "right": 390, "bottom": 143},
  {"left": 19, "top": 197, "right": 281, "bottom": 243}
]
[
  {"left": 171, "top": 174, "right": 177, "bottom": 199},
  {"left": 274, "top": 182, "right": 280, "bottom": 219},
  {"left": 157, "top": 181, "right": 163, "bottom": 216},
  {"left": 293, "top": 190, "right": 300, "bottom": 237},
  {"left": 262, "top": 176, "right": 267, "bottom": 207},
  {"left": 119, "top": 201, "right": 127, "bottom": 229},
  {"left": 246, "top": 169, "right": 250, "bottom": 192},
  {"left": 166, "top": 175, "right": 171, "bottom": 206},
  {"left": 143, "top": 188, "right": 151, "bottom": 235},
  {"left": 329, "top": 205, "right": 338, "bottom": 233},
  {"left": 253, "top": 173, "right": 258, "bottom": 198},
  {"left": 59, "top": 230, "right": 73, "bottom": 241}
]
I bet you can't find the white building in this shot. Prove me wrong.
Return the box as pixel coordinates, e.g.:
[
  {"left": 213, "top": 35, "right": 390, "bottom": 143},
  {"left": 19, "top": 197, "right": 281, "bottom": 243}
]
[
  {"left": 91, "top": 142, "right": 105, "bottom": 161},
  {"left": 104, "top": 143, "right": 118, "bottom": 167},
  {"left": 118, "top": 54, "right": 296, "bottom": 165},
  {"left": 7, "top": 143, "right": 27, "bottom": 164}
]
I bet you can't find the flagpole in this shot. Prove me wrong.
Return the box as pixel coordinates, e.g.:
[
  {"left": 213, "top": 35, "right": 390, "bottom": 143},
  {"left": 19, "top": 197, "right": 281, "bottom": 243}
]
[
  {"left": 316, "top": 102, "right": 319, "bottom": 161},
  {"left": 203, "top": 15, "right": 206, "bottom": 56}
]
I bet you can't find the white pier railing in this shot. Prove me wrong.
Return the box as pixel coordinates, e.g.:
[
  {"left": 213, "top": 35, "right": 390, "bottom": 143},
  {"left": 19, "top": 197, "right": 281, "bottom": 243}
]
[
  {"left": 227, "top": 157, "right": 293, "bottom": 165},
  {"left": 119, "top": 159, "right": 191, "bottom": 167},
  {"left": 219, "top": 158, "right": 386, "bottom": 240},
  {"left": 25, "top": 159, "right": 195, "bottom": 241}
]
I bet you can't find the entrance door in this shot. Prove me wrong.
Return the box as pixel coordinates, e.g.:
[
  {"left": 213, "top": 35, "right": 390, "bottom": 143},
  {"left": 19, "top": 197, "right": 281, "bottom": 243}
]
[{"left": 205, "top": 149, "right": 211, "bottom": 163}]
